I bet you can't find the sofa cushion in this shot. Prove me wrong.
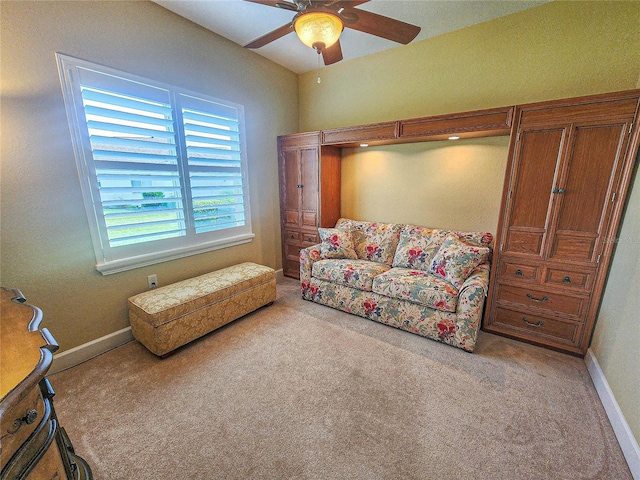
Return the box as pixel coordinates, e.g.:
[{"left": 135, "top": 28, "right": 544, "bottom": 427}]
[
  {"left": 312, "top": 259, "right": 390, "bottom": 292},
  {"left": 392, "top": 226, "right": 450, "bottom": 271},
  {"left": 336, "top": 218, "right": 403, "bottom": 266},
  {"left": 372, "top": 267, "right": 460, "bottom": 312},
  {"left": 393, "top": 225, "right": 494, "bottom": 271},
  {"left": 429, "top": 235, "right": 491, "bottom": 289},
  {"left": 318, "top": 228, "right": 358, "bottom": 259}
]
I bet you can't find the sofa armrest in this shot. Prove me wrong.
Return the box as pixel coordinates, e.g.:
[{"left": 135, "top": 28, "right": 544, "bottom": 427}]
[
  {"left": 456, "top": 263, "right": 490, "bottom": 317},
  {"left": 300, "top": 244, "right": 322, "bottom": 297}
]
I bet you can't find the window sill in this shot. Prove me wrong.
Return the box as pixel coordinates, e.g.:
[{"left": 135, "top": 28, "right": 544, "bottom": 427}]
[{"left": 96, "top": 233, "right": 255, "bottom": 275}]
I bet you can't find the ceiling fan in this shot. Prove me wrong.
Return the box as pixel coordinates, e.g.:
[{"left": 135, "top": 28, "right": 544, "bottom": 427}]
[{"left": 243, "top": 0, "right": 421, "bottom": 66}]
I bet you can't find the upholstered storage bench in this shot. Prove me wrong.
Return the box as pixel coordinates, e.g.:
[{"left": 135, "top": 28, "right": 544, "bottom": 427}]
[{"left": 128, "top": 262, "right": 276, "bottom": 357}]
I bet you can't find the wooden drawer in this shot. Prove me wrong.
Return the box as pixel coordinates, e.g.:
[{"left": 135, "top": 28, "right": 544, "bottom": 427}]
[
  {"left": 1, "top": 385, "right": 45, "bottom": 468},
  {"left": 301, "top": 231, "right": 319, "bottom": 245},
  {"left": 491, "top": 307, "right": 581, "bottom": 345},
  {"left": 495, "top": 283, "right": 587, "bottom": 318},
  {"left": 498, "top": 260, "right": 540, "bottom": 283},
  {"left": 285, "top": 242, "right": 303, "bottom": 261},
  {"left": 284, "top": 230, "right": 300, "bottom": 242},
  {"left": 24, "top": 432, "right": 67, "bottom": 480},
  {"left": 543, "top": 266, "right": 594, "bottom": 292},
  {"left": 2, "top": 396, "right": 55, "bottom": 479},
  {"left": 284, "top": 258, "right": 300, "bottom": 279}
]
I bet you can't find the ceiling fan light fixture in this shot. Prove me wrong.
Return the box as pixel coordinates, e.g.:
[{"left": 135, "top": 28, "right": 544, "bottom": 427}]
[{"left": 294, "top": 11, "right": 343, "bottom": 51}]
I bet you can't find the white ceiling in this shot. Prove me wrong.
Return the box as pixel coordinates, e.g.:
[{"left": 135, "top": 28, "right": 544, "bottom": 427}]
[{"left": 153, "top": 0, "right": 547, "bottom": 74}]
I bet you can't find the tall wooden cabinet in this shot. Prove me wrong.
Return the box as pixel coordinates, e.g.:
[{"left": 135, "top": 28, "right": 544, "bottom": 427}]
[
  {"left": 278, "top": 132, "right": 341, "bottom": 278},
  {"left": 483, "top": 91, "right": 640, "bottom": 356}
]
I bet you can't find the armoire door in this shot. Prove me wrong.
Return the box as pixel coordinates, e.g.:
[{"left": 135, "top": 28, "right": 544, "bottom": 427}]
[
  {"left": 548, "top": 121, "right": 631, "bottom": 265},
  {"left": 502, "top": 126, "right": 568, "bottom": 259},
  {"left": 300, "top": 147, "right": 319, "bottom": 229}
]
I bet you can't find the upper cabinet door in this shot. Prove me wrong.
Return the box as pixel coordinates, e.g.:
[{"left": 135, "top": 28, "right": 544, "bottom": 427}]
[
  {"left": 281, "top": 148, "right": 302, "bottom": 228},
  {"left": 502, "top": 126, "right": 567, "bottom": 258},
  {"left": 300, "top": 147, "right": 319, "bottom": 228},
  {"left": 549, "top": 121, "right": 631, "bottom": 264}
]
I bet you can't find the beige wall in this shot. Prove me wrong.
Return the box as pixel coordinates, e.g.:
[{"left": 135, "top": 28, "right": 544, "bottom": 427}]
[
  {"left": 590, "top": 163, "right": 640, "bottom": 442},
  {"left": 0, "top": 1, "right": 297, "bottom": 351},
  {"left": 296, "top": 0, "right": 640, "bottom": 446}
]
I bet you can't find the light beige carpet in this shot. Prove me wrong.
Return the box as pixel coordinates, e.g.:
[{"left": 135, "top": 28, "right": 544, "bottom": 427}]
[{"left": 50, "top": 277, "right": 631, "bottom": 479}]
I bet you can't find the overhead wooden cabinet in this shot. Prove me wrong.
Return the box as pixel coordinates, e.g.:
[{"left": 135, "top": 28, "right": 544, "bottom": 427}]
[
  {"left": 278, "top": 132, "right": 341, "bottom": 278},
  {"left": 483, "top": 91, "right": 640, "bottom": 356}
]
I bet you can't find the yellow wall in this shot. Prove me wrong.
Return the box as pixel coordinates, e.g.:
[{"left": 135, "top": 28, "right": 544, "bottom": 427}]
[
  {"left": 0, "top": 1, "right": 297, "bottom": 351},
  {"left": 341, "top": 137, "right": 509, "bottom": 234},
  {"left": 299, "top": 1, "right": 640, "bottom": 130},
  {"left": 297, "top": 0, "right": 640, "bottom": 445}
]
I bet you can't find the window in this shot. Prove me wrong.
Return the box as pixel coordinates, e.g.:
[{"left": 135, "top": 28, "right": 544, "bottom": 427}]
[{"left": 57, "top": 54, "right": 253, "bottom": 274}]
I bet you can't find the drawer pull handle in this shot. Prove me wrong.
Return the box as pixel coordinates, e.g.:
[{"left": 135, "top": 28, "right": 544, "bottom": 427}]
[
  {"left": 526, "top": 293, "right": 549, "bottom": 303},
  {"left": 296, "top": 184, "right": 303, "bottom": 188},
  {"left": 522, "top": 317, "right": 544, "bottom": 328},
  {"left": 563, "top": 276, "right": 571, "bottom": 283},
  {"left": 290, "top": 234, "right": 295, "bottom": 238},
  {"left": 10, "top": 409, "right": 38, "bottom": 432},
  {"left": 515, "top": 269, "right": 523, "bottom": 276},
  {"left": 307, "top": 237, "right": 313, "bottom": 242},
  {"left": 552, "top": 188, "right": 566, "bottom": 194}
]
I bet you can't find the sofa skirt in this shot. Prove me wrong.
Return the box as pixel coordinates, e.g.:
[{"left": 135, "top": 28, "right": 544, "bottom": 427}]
[{"left": 302, "top": 277, "right": 485, "bottom": 352}]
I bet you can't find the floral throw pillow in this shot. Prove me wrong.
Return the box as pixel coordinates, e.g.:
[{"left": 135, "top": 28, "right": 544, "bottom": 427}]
[
  {"left": 318, "top": 228, "right": 358, "bottom": 259},
  {"left": 429, "top": 234, "right": 491, "bottom": 289},
  {"left": 392, "top": 226, "right": 450, "bottom": 271},
  {"left": 352, "top": 222, "right": 403, "bottom": 266}
]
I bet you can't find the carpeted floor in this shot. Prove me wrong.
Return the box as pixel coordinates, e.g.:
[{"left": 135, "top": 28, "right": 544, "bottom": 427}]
[{"left": 50, "top": 277, "right": 631, "bottom": 479}]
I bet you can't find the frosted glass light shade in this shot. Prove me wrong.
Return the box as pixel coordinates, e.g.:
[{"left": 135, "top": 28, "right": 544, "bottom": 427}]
[{"left": 294, "top": 11, "right": 343, "bottom": 50}]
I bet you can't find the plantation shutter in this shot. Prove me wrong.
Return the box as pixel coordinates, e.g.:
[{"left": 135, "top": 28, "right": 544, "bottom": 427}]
[
  {"left": 58, "top": 54, "right": 253, "bottom": 274},
  {"left": 76, "top": 67, "right": 186, "bottom": 248},
  {"left": 178, "top": 94, "right": 246, "bottom": 234}
]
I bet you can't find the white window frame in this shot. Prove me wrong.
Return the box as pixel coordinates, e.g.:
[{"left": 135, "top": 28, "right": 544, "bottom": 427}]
[{"left": 57, "top": 54, "right": 253, "bottom": 274}]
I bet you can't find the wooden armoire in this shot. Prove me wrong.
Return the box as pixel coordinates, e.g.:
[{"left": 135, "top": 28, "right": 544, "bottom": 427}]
[
  {"left": 278, "top": 132, "right": 341, "bottom": 278},
  {"left": 483, "top": 91, "right": 640, "bottom": 356}
]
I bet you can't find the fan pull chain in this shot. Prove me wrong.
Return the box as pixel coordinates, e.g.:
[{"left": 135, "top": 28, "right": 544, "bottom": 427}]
[{"left": 317, "top": 50, "right": 321, "bottom": 84}]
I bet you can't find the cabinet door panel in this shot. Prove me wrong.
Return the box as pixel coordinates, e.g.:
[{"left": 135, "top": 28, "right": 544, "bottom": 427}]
[
  {"left": 300, "top": 147, "right": 319, "bottom": 220},
  {"left": 503, "top": 128, "right": 566, "bottom": 256},
  {"left": 550, "top": 123, "right": 628, "bottom": 263},
  {"left": 281, "top": 149, "right": 301, "bottom": 228}
]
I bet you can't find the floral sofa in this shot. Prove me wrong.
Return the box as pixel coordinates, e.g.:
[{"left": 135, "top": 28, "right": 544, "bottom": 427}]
[{"left": 300, "top": 218, "right": 493, "bottom": 352}]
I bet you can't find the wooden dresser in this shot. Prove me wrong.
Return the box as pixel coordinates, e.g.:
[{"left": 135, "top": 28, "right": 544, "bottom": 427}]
[{"left": 0, "top": 287, "right": 92, "bottom": 480}]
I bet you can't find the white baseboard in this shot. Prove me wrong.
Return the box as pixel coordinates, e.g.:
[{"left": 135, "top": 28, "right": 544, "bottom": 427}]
[
  {"left": 50, "top": 268, "right": 287, "bottom": 374},
  {"left": 275, "top": 268, "right": 284, "bottom": 282},
  {"left": 585, "top": 349, "right": 640, "bottom": 479},
  {"left": 50, "top": 326, "right": 134, "bottom": 374}
]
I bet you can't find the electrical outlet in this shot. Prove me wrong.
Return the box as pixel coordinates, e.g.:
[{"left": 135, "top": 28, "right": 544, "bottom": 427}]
[{"left": 147, "top": 274, "right": 158, "bottom": 289}]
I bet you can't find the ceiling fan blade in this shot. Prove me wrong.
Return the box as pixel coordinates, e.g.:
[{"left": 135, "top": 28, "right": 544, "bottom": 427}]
[
  {"left": 322, "top": 40, "right": 343, "bottom": 65},
  {"left": 244, "top": 23, "right": 293, "bottom": 49},
  {"left": 243, "top": 0, "right": 297, "bottom": 10},
  {"left": 345, "top": 8, "right": 421, "bottom": 44},
  {"left": 334, "top": 0, "right": 369, "bottom": 8}
]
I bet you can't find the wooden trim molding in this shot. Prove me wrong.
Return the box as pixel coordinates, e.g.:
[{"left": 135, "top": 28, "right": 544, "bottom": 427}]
[{"left": 319, "top": 106, "right": 514, "bottom": 147}]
